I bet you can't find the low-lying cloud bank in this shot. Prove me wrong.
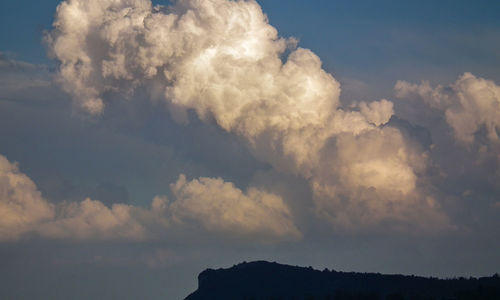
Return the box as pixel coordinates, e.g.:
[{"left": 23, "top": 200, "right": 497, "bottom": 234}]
[
  {"left": 44, "top": 0, "right": 453, "bottom": 232},
  {"left": 0, "top": 154, "right": 300, "bottom": 242}
]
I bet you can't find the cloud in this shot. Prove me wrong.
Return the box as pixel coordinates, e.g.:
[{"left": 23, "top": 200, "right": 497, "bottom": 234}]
[
  {"left": 0, "top": 154, "right": 298, "bottom": 242},
  {"left": 394, "top": 73, "right": 500, "bottom": 228},
  {"left": 0, "top": 52, "right": 53, "bottom": 99},
  {"left": 0, "top": 154, "right": 55, "bottom": 240},
  {"left": 310, "top": 127, "right": 450, "bottom": 232},
  {"left": 38, "top": 199, "right": 147, "bottom": 240},
  {"left": 166, "top": 174, "right": 301, "bottom": 240},
  {"left": 395, "top": 73, "right": 500, "bottom": 145},
  {"left": 0, "top": 153, "right": 148, "bottom": 241},
  {"left": 45, "top": 0, "right": 448, "bottom": 231},
  {"left": 358, "top": 99, "right": 394, "bottom": 126}
]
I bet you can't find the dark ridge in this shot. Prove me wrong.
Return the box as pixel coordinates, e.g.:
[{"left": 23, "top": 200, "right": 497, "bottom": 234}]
[{"left": 184, "top": 260, "right": 500, "bottom": 300}]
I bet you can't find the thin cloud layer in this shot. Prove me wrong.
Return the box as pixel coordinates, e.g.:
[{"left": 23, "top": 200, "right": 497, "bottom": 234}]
[
  {"left": 46, "top": 0, "right": 447, "bottom": 231},
  {"left": 0, "top": 53, "right": 52, "bottom": 99},
  {"left": 0, "top": 154, "right": 298, "bottom": 242}
]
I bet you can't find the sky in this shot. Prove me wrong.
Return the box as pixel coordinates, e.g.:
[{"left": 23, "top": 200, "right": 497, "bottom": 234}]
[{"left": 0, "top": 0, "right": 499, "bottom": 299}]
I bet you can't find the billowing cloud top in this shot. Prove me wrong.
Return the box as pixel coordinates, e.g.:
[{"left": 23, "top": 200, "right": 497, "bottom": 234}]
[
  {"left": 168, "top": 175, "right": 300, "bottom": 239},
  {"left": 43, "top": 0, "right": 452, "bottom": 233},
  {"left": 396, "top": 73, "right": 500, "bottom": 145}
]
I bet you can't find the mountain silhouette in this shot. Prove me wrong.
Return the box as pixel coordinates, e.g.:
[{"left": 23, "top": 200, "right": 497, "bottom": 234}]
[{"left": 184, "top": 261, "right": 500, "bottom": 300}]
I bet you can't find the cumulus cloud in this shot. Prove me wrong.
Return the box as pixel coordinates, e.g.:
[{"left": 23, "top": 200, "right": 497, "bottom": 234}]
[
  {"left": 0, "top": 154, "right": 298, "bottom": 242},
  {"left": 38, "top": 199, "right": 147, "bottom": 240},
  {"left": 310, "top": 127, "right": 450, "bottom": 231},
  {"left": 393, "top": 73, "right": 500, "bottom": 225},
  {"left": 395, "top": 73, "right": 500, "bottom": 146},
  {"left": 46, "top": 0, "right": 448, "bottom": 231},
  {"left": 166, "top": 174, "right": 300, "bottom": 240},
  {"left": 358, "top": 99, "right": 394, "bottom": 127},
  {"left": 0, "top": 155, "right": 55, "bottom": 240},
  {"left": 0, "top": 154, "right": 148, "bottom": 241}
]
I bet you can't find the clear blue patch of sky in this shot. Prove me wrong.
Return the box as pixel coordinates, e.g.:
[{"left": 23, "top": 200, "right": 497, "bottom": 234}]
[
  {"left": 258, "top": 0, "right": 500, "bottom": 81},
  {"left": 0, "top": 0, "right": 62, "bottom": 63}
]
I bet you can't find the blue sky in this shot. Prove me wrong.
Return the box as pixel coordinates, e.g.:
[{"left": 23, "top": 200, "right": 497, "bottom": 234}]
[
  {"left": 1, "top": 1, "right": 500, "bottom": 299},
  {"left": 3, "top": 0, "right": 500, "bottom": 77}
]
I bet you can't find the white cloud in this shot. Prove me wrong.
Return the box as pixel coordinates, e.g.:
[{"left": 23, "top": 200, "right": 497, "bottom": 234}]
[
  {"left": 167, "top": 174, "right": 301, "bottom": 240},
  {"left": 0, "top": 154, "right": 149, "bottom": 241},
  {"left": 0, "top": 154, "right": 298, "bottom": 242},
  {"left": 38, "top": 199, "right": 147, "bottom": 240},
  {"left": 309, "top": 127, "right": 449, "bottom": 232},
  {"left": 0, "top": 155, "right": 55, "bottom": 240},
  {"left": 394, "top": 73, "right": 500, "bottom": 225},
  {"left": 395, "top": 72, "right": 500, "bottom": 145},
  {"left": 45, "top": 0, "right": 449, "bottom": 231},
  {"left": 358, "top": 99, "right": 394, "bottom": 126},
  {"left": 333, "top": 128, "right": 421, "bottom": 195}
]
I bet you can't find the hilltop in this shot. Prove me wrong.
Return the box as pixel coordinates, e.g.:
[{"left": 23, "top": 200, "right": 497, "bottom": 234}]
[{"left": 185, "top": 261, "right": 500, "bottom": 300}]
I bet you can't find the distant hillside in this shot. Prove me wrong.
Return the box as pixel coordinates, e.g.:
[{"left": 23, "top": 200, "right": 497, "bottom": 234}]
[{"left": 184, "top": 261, "right": 500, "bottom": 300}]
